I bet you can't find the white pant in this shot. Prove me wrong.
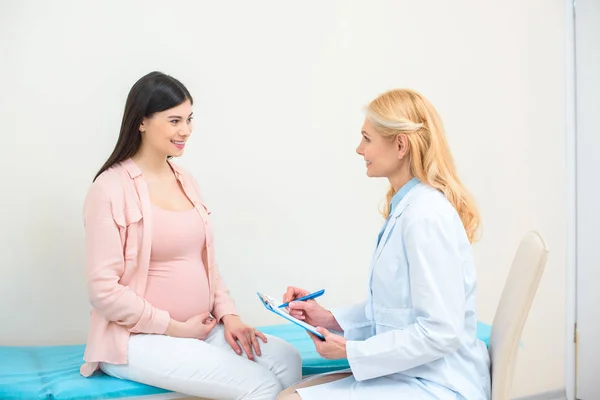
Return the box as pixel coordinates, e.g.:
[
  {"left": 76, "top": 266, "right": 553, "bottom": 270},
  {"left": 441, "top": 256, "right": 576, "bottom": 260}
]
[{"left": 100, "top": 324, "right": 303, "bottom": 400}]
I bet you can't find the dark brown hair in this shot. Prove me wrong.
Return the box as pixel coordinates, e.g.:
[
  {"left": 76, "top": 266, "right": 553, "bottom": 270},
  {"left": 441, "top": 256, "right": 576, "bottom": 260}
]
[{"left": 93, "top": 71, "right": 193, "bottom": 181}]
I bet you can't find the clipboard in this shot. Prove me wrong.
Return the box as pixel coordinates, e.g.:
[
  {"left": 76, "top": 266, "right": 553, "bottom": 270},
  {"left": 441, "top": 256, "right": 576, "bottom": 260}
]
[{"left": 257, "top": 292, "right": 325, "bottom": 340}]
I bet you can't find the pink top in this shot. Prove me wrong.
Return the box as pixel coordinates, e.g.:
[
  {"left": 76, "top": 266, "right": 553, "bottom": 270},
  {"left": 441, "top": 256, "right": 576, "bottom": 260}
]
[
  {"left": 80, "top": 159, "right": 238, "bottom": 377},
  {"left": 145, "top": 205, "right": 210, "bottom": 322}
]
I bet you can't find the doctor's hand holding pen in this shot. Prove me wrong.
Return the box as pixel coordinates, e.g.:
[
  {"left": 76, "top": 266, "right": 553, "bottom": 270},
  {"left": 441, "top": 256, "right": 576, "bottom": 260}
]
[
  {"left": 282, "top": 286, "right": 342, "bottom": 332},
  {"left": 283, "top": 286, "right": 348, "bottom": 360}
]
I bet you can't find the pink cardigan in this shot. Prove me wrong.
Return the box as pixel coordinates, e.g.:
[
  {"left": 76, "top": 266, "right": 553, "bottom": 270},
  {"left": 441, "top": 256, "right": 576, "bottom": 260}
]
[{"left": 80, "top": 158, "right": 238, "bottom": 377}]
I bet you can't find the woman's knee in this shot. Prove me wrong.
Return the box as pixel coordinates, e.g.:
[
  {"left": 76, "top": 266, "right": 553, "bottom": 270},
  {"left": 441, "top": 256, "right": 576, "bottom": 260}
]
[
  {"left": 263, "top": 335, "right": 302, "bottom": 382},
  {"left": 265, "top": 335, "right": 302, "bottom": 362},
  {"left": 248, "top": 372, "right": 283, "bottom": 400}
]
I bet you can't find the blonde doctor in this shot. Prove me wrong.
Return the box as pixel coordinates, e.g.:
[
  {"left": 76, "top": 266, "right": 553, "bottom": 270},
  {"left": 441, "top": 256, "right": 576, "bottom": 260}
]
[{"left": 278, "top": 89, "right": 491, "bottom": 400}]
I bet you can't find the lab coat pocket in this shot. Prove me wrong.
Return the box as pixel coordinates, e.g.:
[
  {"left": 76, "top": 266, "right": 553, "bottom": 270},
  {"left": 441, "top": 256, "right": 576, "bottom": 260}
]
[{"left": 375, "top": 308, "right": 415, "bottom": 334}]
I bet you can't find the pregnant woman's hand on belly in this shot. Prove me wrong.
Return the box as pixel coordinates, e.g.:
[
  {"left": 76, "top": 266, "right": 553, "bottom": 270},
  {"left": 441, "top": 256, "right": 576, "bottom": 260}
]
[
  {"left": 166, "top": 312, "right": 216, "bottom": 340},
  {"left": 222, "top": 315, "right": 268, "bottom": 361}
]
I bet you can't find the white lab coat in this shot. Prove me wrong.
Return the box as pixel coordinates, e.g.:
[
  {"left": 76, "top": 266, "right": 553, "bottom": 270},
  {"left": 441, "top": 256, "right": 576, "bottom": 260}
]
[{"left": 297, "top": 183, "right": 491, "bottom": 400}]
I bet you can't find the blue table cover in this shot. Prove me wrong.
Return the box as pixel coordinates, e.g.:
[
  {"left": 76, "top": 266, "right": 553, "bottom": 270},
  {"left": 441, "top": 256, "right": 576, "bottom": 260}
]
[{"left": 0, "top": 322, "right": 492, "bottom": 399}]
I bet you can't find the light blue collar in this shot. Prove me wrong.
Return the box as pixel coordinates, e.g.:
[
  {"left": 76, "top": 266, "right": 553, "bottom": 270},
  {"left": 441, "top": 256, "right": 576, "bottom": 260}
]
[{"left": 389, "top": 177, "right": 420, "bottom": 216}]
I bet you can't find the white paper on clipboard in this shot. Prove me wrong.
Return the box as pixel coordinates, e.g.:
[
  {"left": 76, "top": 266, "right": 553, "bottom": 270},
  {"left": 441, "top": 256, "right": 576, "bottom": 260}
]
[{"left": 257, "top": 292, "right": 325, "bottom": 340}]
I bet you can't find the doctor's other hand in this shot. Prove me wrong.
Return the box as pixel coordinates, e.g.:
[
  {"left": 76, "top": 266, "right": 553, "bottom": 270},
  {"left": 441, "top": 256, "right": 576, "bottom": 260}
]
[
  {"left": 284, "top": 286, "right": 341, "bottom": 331},
  {"left": 308, "top": 327, "right": 347, "bottom": 359}
]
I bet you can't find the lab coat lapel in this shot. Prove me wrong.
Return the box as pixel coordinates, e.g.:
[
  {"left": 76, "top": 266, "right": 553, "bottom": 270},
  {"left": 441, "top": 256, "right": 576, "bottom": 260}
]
[{"left": 371, "top": 186, "right": 419, "bottom": 263}]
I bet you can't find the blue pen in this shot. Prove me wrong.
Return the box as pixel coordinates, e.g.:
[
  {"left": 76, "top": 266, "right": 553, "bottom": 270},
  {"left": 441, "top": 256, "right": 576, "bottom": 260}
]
[{"left": 278, "top": 289, "right": 325, "bottom": 308}]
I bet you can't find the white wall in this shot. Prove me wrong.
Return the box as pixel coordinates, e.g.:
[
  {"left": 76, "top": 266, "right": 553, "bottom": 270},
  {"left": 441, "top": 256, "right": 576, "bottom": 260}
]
[{"left": 0, "top": 1, "right": 566, "bottom": 397}]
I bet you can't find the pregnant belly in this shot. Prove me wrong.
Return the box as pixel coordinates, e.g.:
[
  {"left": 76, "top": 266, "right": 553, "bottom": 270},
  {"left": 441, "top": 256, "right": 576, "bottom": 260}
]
[{"left": 144, "top": 261, "right": 210, "bottom": 322}]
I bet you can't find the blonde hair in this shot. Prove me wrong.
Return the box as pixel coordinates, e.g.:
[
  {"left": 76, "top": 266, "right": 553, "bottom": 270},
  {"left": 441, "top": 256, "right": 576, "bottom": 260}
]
[{"left": 365, "top": 89, "right": 480, "bottom": 243}]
